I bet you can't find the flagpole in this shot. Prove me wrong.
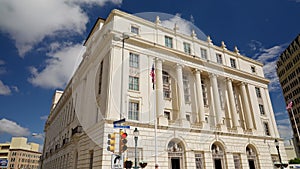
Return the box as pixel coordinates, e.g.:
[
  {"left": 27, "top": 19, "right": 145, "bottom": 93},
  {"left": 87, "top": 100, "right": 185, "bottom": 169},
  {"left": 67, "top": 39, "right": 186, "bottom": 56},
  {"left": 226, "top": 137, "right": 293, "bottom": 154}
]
[{"left": 291, "top": 106, "right": 300, "bottom": 145}]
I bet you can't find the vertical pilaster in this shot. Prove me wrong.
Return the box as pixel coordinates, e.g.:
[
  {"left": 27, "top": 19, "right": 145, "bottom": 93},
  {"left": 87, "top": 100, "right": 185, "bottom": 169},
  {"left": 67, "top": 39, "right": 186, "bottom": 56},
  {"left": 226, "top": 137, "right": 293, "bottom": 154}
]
[
  {"left": 176, "top": 64, "right": 186, "bottom": 120},
  {"left": 209, "top": 73, "right": 222, "bottom": 125},
  {"left": 226, "top": 78, "right": 239, "bottom": 128},
  {"left": 195, "top": 69, "right": 205, "bottom": 123},
  {"left": 240, "top": 82, "right": 253, "bottom": 129},
  {"left": 155, "top": 58, "right": 164, "bottom": 117}
]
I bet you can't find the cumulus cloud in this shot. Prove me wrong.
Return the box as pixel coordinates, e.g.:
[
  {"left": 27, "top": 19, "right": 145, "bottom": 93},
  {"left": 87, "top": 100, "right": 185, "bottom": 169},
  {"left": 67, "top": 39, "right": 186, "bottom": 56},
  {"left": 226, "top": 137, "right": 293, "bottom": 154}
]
[
  {"left": 28, "top": 42, "right": 84, "bottom": 89},
  {"left": 0, "top": 80, "right": 11, "bottom": 95},
  {"left": 252, "top": 42, "right": 286, "bottom": 91},
  {"left": 0, "top": 0, "right": 122, "bottom": 56},
  {"left": 0, "top": 118, "right": 30, "bottom": 136},
  {"left": 161, "top": 14, "right": 193, "bottom": 36}
]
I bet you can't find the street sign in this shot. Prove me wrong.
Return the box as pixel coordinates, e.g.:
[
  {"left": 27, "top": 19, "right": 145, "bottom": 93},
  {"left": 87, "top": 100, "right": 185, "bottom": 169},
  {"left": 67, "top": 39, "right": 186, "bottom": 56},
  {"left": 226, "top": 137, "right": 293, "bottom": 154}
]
[
  {"left": 0, "top": 159, "right": 8, "bottom": 168},
  {"left": 111, "top": 154, "right": 123, "bottom": 169},
  {"left": 113, "top": 118, "right": 126, "bottom": 124},
  {"left": 113, "top": 124, "right": 130, "bottom": 129}
]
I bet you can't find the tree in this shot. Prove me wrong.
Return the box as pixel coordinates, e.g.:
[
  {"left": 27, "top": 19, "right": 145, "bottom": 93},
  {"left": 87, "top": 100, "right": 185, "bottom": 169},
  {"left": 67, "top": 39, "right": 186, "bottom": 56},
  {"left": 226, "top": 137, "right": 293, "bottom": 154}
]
[{"left": 289, "top": 158, "right": 300, "bottom": 164}]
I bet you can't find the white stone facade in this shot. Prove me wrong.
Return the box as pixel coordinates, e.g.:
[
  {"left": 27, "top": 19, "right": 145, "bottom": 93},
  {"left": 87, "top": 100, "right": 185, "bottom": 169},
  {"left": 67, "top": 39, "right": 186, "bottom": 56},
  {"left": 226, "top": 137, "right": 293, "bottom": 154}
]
[{"left": 42, "top": 9, "right": 287, "bottom": 169}]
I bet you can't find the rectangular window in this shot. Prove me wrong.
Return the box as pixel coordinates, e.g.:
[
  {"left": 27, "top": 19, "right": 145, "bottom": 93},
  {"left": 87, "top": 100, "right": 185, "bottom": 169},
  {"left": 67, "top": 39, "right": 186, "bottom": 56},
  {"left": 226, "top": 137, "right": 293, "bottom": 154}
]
[
  {"left": 183, "top": 75, "right": 191, "bottom": 103},
  {"left": 201, "top": 80, "right": 208, "bottom": 106},
  {"left": 200, "top": 48, "right": 207, "bottom": 59},
  {"left": 233, "top": 154, "right": 241, "bottom": 169},
  {"left": 129, "top": 53, "right": 139, "bottom": 68},
  {"left": 89, "top": 150, "right": 94, "bottom": 169},
  {"left": 164, "top": 111, "right": 171, "bottom": 120},
  {"left": 129, "top": 101, "right": 139, "bottom": 120},
  {"left": 264, "top": 122, "right": 270, "bottom": 136},
  {"left": 163, "top": 71, "right": 171, "bottom": 99},
  {"left": 230, "top": 58, "right": 236, "bottom": 68},
  {"left": 216, "top": 53, "right": 223, "bottom": 64},
  {"left": 98, "top": 60, "right": 103, "bottom": 94},
  {"left": 131, "top": 26, "right": 139, "bottom": 34},
  {"left": 195, "top": 153, "right": 204, "bottom": 169},
  {"left": 255, "top": 87, "right": 261, "bottom": 98},
  {"left": 183, "top": 42, "right": 191, "bottom": 54},
  {"left": 259, "top": 104, "right": 265, "bottom": 115},
  {"left": 186, "top": 114, "right": 191, "bottom": 122},
  {"left": 165, "top": 36, "right": 173, "bottom": 48},
  {"left": 251, "top": 66, "right": 256, "bottom": 73},
  {"left": 129, "top": 76, "right": 139, "bottom": 91},
  {"left": 218, "top": 83, "right": 225, "bottom": 109}
]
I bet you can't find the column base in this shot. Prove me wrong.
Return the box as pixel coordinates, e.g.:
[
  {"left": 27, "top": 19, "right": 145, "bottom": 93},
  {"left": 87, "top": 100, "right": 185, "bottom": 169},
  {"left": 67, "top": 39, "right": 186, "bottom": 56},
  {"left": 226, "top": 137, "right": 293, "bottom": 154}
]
[
  {"left": 216, "top": 124, "right": 227, "bottom": 132},
  {"left": 180, "top": 119, "right": 190, "bottom": 128},
  {"left": 232, "top": 126, "right": 244, "bottom": 134},
  {"left": 158, "top": 116, "right": 168, "bottom": 126}
]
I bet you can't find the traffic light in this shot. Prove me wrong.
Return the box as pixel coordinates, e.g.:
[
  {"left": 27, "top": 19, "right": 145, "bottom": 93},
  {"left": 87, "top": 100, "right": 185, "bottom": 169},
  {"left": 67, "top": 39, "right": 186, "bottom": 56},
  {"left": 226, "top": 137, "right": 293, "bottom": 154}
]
[
  {"left": 107, "top": 133, "right": 116, "bottom": 153},
  {"left": 120, "top": 130, "right": 128, "bottom": 153}
]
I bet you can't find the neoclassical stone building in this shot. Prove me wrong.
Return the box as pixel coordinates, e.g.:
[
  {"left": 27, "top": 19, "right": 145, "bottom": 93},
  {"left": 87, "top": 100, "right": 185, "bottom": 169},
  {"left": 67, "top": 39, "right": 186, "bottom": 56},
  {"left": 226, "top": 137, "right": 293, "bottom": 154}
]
[{"left": 42, "top": 9, "right": 286, "bottom": 169}]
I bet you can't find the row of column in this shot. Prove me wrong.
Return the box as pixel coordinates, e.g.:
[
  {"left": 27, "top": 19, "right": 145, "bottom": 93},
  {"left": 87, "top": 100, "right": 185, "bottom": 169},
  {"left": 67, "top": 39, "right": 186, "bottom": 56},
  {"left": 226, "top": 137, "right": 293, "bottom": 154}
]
[{"left": 154, "top": 58, "right": 254, "bottom": 130}]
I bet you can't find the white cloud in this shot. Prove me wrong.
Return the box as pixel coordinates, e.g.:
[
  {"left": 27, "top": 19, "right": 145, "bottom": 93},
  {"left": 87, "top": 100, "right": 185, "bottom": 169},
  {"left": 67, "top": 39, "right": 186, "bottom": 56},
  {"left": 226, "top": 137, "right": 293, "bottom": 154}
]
[
  {"left": 278, "top": 124, "right": 293, "bottom": 139},
  {"left": 161, "top": 14, "right": 193, "bottom": 36},
  {"left": 0, "top": 80, "right": 11, "bottom": 95},
  {"left": 253, "top": 44, "right": 286, "bottom": 91},
  {"left": 28, "top": 42, "right": 84, "bottom": 89},
  {"left": 0, "top": 118, "right": 30, "bottom": 136},
  {"left": 32, "top": 133, "right": 45, "bottom": 140},
  {"left": 40, "top": 115, "right": 48, "bottom": 120},
  {"left": 0, "top": 0, "right": 122, "bottom": 56}
]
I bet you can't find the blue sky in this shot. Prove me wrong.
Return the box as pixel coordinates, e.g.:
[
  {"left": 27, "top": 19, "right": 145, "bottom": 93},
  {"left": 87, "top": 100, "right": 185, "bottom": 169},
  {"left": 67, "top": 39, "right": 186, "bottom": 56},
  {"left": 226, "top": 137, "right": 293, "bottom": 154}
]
[{"left": 0, "top": 0, "right": 299, "bottom": 147}]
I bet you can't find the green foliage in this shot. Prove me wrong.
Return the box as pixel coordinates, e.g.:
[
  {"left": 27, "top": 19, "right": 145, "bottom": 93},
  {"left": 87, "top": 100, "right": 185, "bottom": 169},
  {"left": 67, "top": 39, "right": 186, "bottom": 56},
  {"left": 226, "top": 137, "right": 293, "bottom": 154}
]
[{"left": 289, "top": 158, "right": 300, "bottom": 164}]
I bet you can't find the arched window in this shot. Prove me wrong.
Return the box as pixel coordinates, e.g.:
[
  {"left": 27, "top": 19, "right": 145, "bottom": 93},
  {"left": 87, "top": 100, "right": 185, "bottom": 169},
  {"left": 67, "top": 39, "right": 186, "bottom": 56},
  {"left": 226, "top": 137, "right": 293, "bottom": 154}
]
[
  {"left": 211, "top": 143, "right": 225, "bottom": 169},
  {"left": 168, "top": 140, "right": 185, "bottom": 169},
  {"left": 246, "top": 145, "right": 259, "bottom": 169}
]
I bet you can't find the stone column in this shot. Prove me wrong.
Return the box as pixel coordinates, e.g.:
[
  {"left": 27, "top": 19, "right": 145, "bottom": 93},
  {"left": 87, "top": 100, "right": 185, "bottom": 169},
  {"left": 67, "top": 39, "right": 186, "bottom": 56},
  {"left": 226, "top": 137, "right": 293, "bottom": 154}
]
[
  {"left": 176, "top": 64, "right": 186, "bottom": 120},
  {"left": 209, "top": 73, "right": 222, "bottom": 125},
  {"left": 195, "top": 69, "right": 205, "bottom": 123},
  {"left": 239, "top": 82, "right": 253, "bottom": 129},
  {"left": 226, "top": 78, "right": 239, "bottom": 128},
  {"left": 155, "top": 58, "right": 164, "bottom": 117}
]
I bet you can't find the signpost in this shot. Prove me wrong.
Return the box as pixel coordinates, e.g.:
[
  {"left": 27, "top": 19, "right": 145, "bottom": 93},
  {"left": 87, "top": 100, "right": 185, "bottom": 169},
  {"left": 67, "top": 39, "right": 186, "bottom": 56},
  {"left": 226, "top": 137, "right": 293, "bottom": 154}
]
[
  {"left": 111, "top": 154, "right": 123, "bottom": 169},
  {"left": 113, "top": 118, "right": 130, "bottom": 129},
  {"left": 0, "top": 159, "right": 8, "bottom": 168}
]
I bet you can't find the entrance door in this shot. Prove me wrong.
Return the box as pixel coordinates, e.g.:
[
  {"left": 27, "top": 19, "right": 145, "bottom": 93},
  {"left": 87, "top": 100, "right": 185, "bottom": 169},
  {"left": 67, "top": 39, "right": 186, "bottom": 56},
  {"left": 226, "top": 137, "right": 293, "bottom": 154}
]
[
  {"left": 214, "top": 159, "right": 222, "bottom": 169},
  {"left": 171, "top": 158, "right": 180, "bottom": 169},
  {"left": 248, "top": 160, "right": 256, "bottom": 169}
]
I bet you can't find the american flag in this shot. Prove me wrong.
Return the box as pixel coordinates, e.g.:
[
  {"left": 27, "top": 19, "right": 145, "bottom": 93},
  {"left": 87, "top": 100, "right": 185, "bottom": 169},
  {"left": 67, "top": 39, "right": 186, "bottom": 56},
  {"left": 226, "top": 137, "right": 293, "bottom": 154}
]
[
  {"left": 286, "top": 101, "right": 293, "bottom": 110},
  {"left": 150, "top": 64, "right": 155, "bottom": 90}
]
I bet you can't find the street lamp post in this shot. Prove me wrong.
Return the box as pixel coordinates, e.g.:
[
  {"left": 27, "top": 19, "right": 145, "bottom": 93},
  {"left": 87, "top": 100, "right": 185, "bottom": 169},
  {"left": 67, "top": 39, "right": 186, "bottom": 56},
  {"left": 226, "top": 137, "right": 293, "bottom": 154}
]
[
  {"left": 275, "top": 139, "right": 283, "bottom": 169},
  {"left": 133, "top": 128, "right": 139, "bottom": 169}
]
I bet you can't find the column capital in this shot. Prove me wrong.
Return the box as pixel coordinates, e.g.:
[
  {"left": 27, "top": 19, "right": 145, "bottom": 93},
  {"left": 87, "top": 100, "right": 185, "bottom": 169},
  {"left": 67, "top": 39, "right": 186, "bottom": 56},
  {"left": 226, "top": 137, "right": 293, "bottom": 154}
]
[
  {"left": 174, "top": 63, "right": 184, "bottom": 69},
  {"left": 226, "top": 77, "right": 233, "bottom": 82},
  {"left": 238, "top": 81, "right": 247, "bottom": 86},
  {"left": 154, "top": 57, "right": 164, "bottom": 63},
  {"left": 209, "top": 73, "right": 218, "bottom": 78},
  {"left": 192, "top": 68, "right": 203, "bottom": 74}
]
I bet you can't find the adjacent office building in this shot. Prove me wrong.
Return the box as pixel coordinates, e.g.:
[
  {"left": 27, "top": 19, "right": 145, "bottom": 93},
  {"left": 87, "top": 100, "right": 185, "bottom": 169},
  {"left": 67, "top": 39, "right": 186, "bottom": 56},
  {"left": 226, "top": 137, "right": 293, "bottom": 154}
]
[
  {"left": 42, "top": 9, "right": 286, "bottom": 169},
  {"left": 0, "top": 137, "right": 41, "bottom": 169},
  {"left": 277, "top": 34, "right": 300, "bottom": 157}
]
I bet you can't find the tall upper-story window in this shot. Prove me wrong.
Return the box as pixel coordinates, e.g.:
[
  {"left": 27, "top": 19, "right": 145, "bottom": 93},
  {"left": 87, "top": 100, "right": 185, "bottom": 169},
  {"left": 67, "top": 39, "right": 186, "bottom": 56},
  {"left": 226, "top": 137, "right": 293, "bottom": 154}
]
[
  {"left": 129, "top": 101, "right": 139, "bottom": 120},
  {"left": 129, "top": 53, "right": 139, "bottom": 68},
  {"left": 200, "top": 48, "right": 207, "bottom": 59},
  {"left": 251, "top": 66, "right": 256, "bottom": 73},
  {"left": 183, "top": 74, "right": 191, "bottom": 103},
  {"left": 98, "top": 60, "right": 104, "bottom": 94},
  {"left": 163, "top": 71, "right": 171, "bottom": 98},
  {"left": 216, "top": 53, "right": 223, "bottom": 64},
  {"left": 230, "top": 58, "right": 237, "bottom": 68},
  {"left": 129, "top": 76, "right": 139, "bottom": 91},
  {"left": 263, "top": 122, "right": 270, "bottom": 136},
  {"left": 183, "top": 42, "right": 191, "bottom": 55},
  {"left": 259, "top": 104, "right": 265, "bottom": 115},
  {"left": 201, "top": 80, "right": 208, "bottom": 106},
  {"left": 165, "top": 36, "right": 173, "bottom": 48},
  {"left": 255, "top": 87, "right": 261, "bottom": 98},
  {"left": 131, "top": 26, "right": 139, "bottom": 35}
]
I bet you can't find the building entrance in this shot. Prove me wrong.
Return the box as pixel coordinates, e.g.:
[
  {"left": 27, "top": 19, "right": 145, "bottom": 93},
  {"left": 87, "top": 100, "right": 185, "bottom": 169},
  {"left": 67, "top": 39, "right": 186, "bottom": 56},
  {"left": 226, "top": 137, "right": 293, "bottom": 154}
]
[
  {"left": 168, "top": 140, "right": 184, "bottom": 169},
  {"left": 171, "top": 158, "right": 180, "bottom": 169}
]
